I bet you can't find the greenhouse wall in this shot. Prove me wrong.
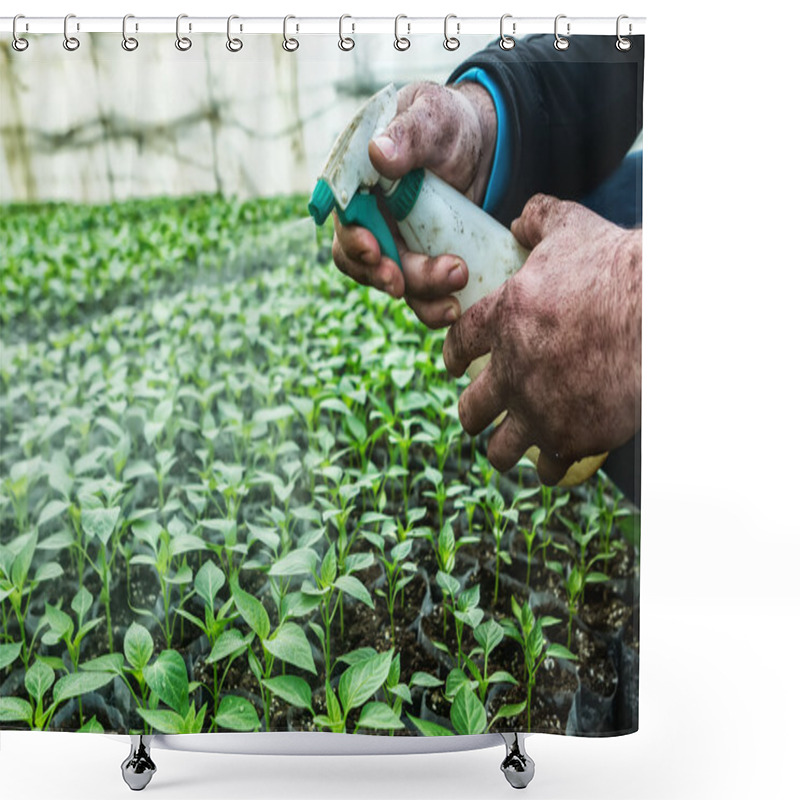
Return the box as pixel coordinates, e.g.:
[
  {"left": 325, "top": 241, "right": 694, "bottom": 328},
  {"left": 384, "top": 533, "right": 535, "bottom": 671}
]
[{"left": 0, "top": 34, "right": 476, "bottom": 204}]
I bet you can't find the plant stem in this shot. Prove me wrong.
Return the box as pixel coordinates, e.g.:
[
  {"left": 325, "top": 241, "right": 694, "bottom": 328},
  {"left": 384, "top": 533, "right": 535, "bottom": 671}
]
[
  {"left": 493, "top": 546, "right": 500, "bottom": 606},
  {"left": 527, "top": 680, "right": 533, "bottom": 730}
]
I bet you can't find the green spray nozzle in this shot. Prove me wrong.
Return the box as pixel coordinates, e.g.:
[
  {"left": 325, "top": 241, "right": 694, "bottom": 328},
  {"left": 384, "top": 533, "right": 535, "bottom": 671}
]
[
  {"left": 309, "top": 180, "right": 335, "bottom": 226},
  {"left": 308, "top": 179, "right": 401, "bottom": 267},
  {"left": 308, "top": 84, "right": 407, "bottom": 270}
]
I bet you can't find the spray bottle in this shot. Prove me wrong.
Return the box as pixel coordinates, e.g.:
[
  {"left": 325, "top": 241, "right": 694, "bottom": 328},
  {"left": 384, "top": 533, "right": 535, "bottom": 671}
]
[{"left": 308, "top": 84, "right": 605, "bottom": 486}]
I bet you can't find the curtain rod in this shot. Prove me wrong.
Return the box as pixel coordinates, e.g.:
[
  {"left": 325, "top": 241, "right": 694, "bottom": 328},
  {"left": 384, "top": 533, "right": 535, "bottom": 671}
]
[{"left": 1, "top": 15, "right": 646, "bottom": 37}]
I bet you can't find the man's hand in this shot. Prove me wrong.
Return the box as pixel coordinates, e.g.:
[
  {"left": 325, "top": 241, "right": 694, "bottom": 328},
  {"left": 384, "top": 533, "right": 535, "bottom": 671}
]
[
  {"left": 332, "top": 81, "right": 497, "bottom": 329},
  {"left": 442, "top": 194, "right": 642, "bottom": 485}
]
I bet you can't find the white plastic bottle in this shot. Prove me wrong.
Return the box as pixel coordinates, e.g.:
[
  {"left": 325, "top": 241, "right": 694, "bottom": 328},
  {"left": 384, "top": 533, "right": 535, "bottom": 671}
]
[{"left": 379, "top": 170, "right": 529, "bottom": 313}]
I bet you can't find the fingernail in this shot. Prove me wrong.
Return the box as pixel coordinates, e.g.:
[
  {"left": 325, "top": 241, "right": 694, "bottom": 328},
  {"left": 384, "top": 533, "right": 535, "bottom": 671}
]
[
  {"left": 383, "top": 276, "right": 399, "bottom": 297},
  {"left": 448, "top": 259, "right": 465, "bottom": 288},
  {"left": 372, "top": 135, "right": 397, "bottom": 160},
  {"left": 444, "top": 302, "right": 460, "bottom": 324}
]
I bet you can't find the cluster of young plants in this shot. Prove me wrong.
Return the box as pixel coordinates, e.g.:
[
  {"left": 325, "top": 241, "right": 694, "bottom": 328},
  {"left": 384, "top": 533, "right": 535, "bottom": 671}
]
[{"left": 1, "top": 194, "right": 639, "bottom": 736}]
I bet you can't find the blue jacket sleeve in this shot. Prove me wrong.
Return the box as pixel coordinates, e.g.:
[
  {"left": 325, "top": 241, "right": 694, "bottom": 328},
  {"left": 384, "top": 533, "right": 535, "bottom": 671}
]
[{"left": 448, "top": 34, "right": 644, "bottom": 227}]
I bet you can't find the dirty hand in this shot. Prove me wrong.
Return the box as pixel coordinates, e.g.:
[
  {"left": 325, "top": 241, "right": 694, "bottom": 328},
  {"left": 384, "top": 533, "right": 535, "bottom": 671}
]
[
  {"left": 332, "top": 81, "right": 497, "bottom": 329},
  {"left": 442, "top": 194, "right": 642, "bottom": 485}
]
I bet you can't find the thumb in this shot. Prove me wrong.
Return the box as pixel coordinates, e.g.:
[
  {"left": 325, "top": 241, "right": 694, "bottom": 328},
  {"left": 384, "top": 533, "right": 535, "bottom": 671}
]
[
  {"left": 536, "top": 450, "right": 570, "bottom": 486},
  {"left": 369, "top": 107, "right": 435, "bottom": 181},
  {"left": 511, "top": 194, "right": 568, "bottom": 249}
]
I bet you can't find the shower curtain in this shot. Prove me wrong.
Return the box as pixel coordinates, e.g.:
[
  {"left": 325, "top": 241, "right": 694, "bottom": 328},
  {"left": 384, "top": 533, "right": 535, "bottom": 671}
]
[{"left": 0, "top": 25, "right": 642, "bottom": 740}]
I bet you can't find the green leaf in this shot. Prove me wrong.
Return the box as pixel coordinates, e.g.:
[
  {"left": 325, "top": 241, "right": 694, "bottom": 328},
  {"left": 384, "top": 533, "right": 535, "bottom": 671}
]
[
  {"left": 320, "top": 545, "right": 338, "bottom": 586},
  {"left": 566, "top": 567, "right": 583, "bottom": 597},
  {"left": 137, "top": 708, "right": 186, "bottom": 734},
  {"left": 52, "top": 671, "right": 115, "bottom": 705},
  {"left": 474, "top": 619, "right": 504, "bottom": 656},
  {"left": 391, "top": 368, "right": 414, "bottom": 389},
  {"left": 263, "top": 675, "right": 313, "bottom": 712},
  {"left": 231, "top": 581, "right": 270, "bottom": 641},
  {"left": 0, "top": 642, "right": 23, "bottom": 671},
  {"left": 545, "top": 644, "right": 579, "bottom": 661},
  {"left": 407, "top": 713, "right": 453, "bottom": 736},
  {"left": 12, "top": 532, "right": 38, "bottom": 589},
  {"left": 42, "top": 603, "right": 73, "bottom": 645},
  {"left": 390, "top": 539, "right": 413, "bottom": 562},
  {"left": 252, "top": 405, "right": 294, "bottom": 425},
  {"left": 123, "top": 461, "right": 157, "bottom": 482},
  {"left": 0, "top": 697, "right": 33, "bottom": 724},
  {"left": 264, "top": 623, "right": 316, "bottom": 674},
  {"left": 334, "top": 575, "right": 374, "bottom": 609},
  {"left": 487, "top": 670, "right": 518, "bottom": 686},
  {"left": 36, "top": 531, "right": 74, "bottom": 551},
  {"left": 356, "top": 701, "right": 404, "bottom": 730},
  {"left": 409, "top": 671, "right": 444, "bottom": 689},
  {"left": 269, "top": 547, "right": 318, "bottom": 577},
  {"left": 77, "top": 715, "right": 104, "bottom": 733},
  {"left": 131, "top": 519, "right": 162, "bottom": 553},
  {"left": 71, "top": 587, "right": 93, "bottom": 623},
  {"left": 388, "top": 682, "right": 412, "bottom": 705},
  {"left": 81, "top": 506, "right": 120, "bottom": 547},
  {"left": 205, "top": 629, "right": 252, "bottom": 665},
  {"left": 215, "top": 695, "right": 261, "bottom": 732},
  {"left": 450, "top": 685, "right": 487, "bottom": 735},
  {"left": 34, "top": 562, "right": 64, "bottom": 584},
  {"left": 25, "top": 660, "right": 55, "bottom": 705},
  {"left": 338, "top": 650, "right": 393, "bottom": 715},
  {"left": 37, "top": 500, "right": 70, "bottom": 528},
  {"left": 335, "top": 647, "right": 378, "bottom": 667},
  {"left": 194, "top": 560, "right": 225, "bottom": 609},
  {"left": 79, "top": 653, "right": 124, "bottom": 676},
  {"left": 491, "top": 701, "right": 527, "bottom": 724},
  {"left": 143, "top": 650, "right": 189, "bottom": 715},
  {"left": 435, "top": 571, "right": 460, "bottom": 598},
  {"left": 124, "top": 623, "right": 154, "bottom": 672}
]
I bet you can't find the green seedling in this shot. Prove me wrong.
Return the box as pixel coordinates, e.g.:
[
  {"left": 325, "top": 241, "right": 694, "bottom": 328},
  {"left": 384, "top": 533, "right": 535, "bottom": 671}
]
[
  {"left": 129, "top": 517, "right": 202, "bottom": 648},
  {"left": 550, "top": 562, "right": 609, "bottom": 649},
  {"left": 504, "top": 597, "right": 577, "bottom": 728},
  {"left": 0, "top": 531, "right": 63, "bottom": 668},
  {"left": 0, "top": 657, "right": 114, "bottom": 731},
  {"left": 80, "top": 622, "right": 158, "bottom": 732},
  {"left": 299, "top": 543, "right": 374, "bottom": 680},
  {"left": 175, "top": 560, "right": 241, "bottom": 719},
  {"left": 477, "top": 485, "right": 519, "bottom": 606},
  {"left": 76, "top": 487, "right": 125, "bottom": 652},
  {"left": 410, "top": 669, "right": 523, "bottom": 736},
  {"left": 230, "top": 574, "right": 317, "bottom": 731},
  {"left": 434, "top": 574, "right": 483, "bottom": 668},
  {"left": 464, "top": 618, "right": 518, "bottom": 704},
  {"left": 591, "top": 474, "right": 632, "bottom": 569},
  {"left": 136, "top": 649, "right": 208, "bottom": 734},
  {"left": 313, "top": 649, "right": 402, "bottom": 733},
  {"left": 361, "top": 527, "right": 417, "bottom": 646},
  {"left": 41, "top": 588, "right": 103, "bottom": 687}
]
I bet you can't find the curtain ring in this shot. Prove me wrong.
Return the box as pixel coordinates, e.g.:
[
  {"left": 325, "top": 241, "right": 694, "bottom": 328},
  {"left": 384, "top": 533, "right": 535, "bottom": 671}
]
[
  {"left": 122, "top": 14, "right": 139, "bottom": 51},
  {"left": 226, "top": 15, "right": 243, "bottom": 52},
  {"left": 338, "top": 14, "right": 355, "bottom": 51},
  {"left": 12, "top": 14, "right": 29, "bottom": 52},
  {"left": 554, "top": 14, "right": 570, "bottom": 51},
  {"left": 444, "top": 14, "right": 460, "bottom": 51},
  {"left": 176, "top": 13, "right": 192, "bottom": 51},
  {"left": 616, "top": 15, "right": 632, "bottom": 51},
  {"left": 283, "top": 15, "right": 299, "bottom": 52},
  {"left": 394, "top": 14, "right": 410, "bottom": 51},
  {"left": 63, "top": 13, "right": 80, "bottom": 51},
  {"left": 499, "top": 14, "right": 515, "bottom": 50}
]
